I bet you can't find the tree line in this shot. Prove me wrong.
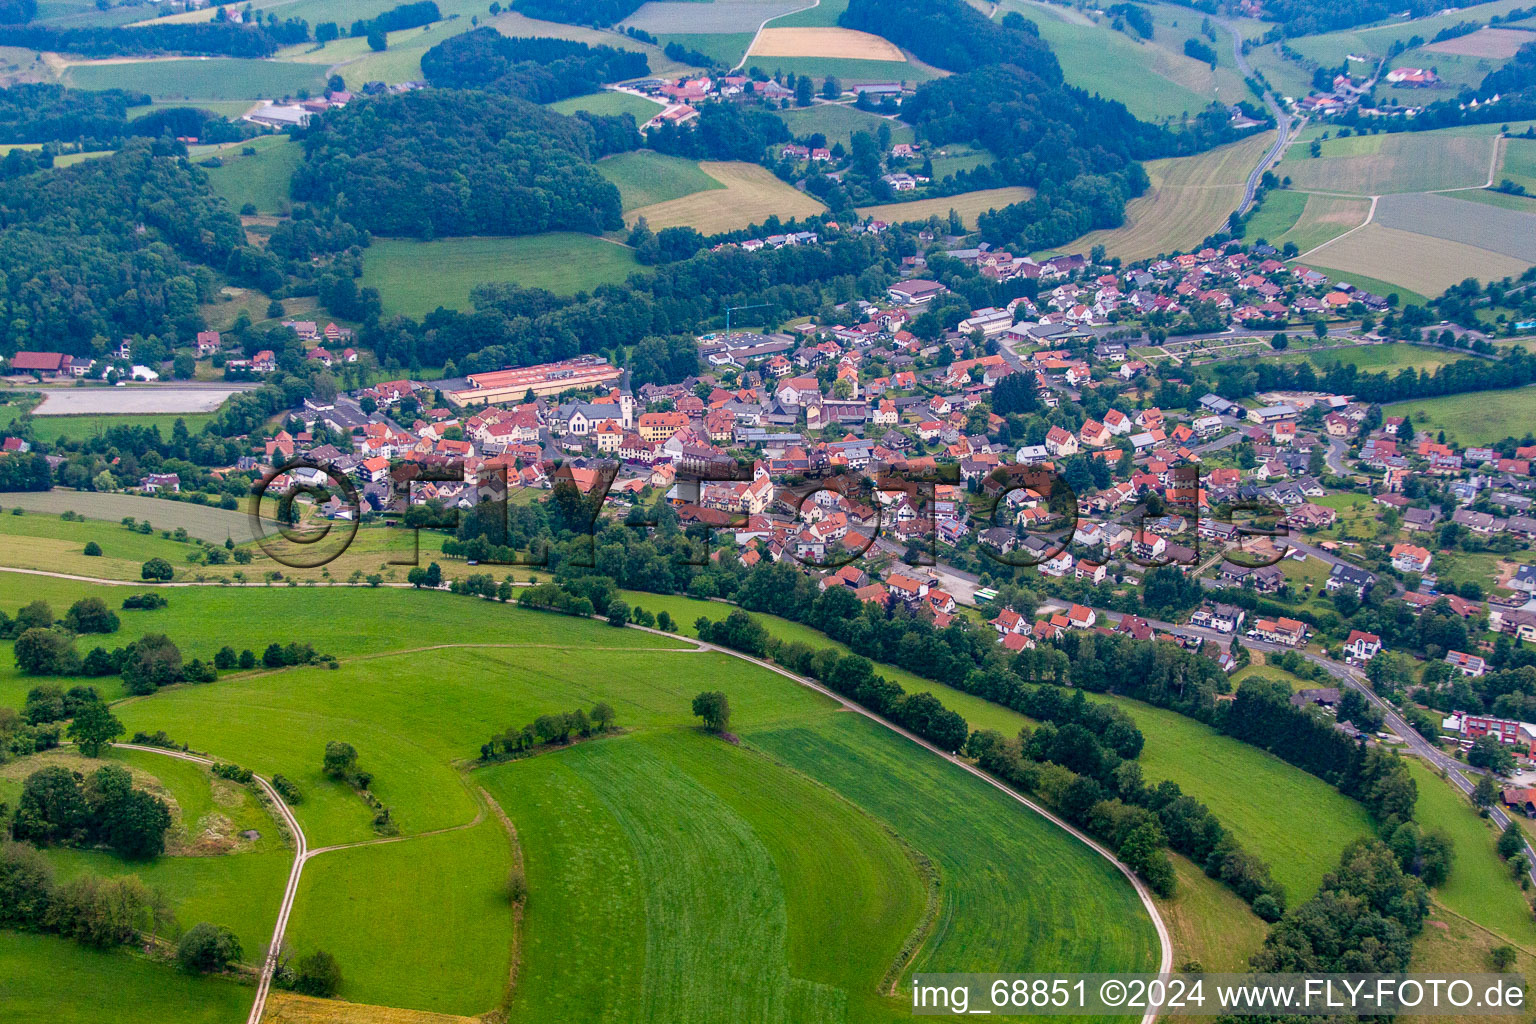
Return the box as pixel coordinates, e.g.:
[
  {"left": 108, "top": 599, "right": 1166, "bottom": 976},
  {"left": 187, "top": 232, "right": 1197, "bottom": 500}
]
[
  {"left": 421, "top": 28, "right": 649, "bottom": 103},
  {"left": 479, "top": 701, "right": 617, "bottom": 760},
  {"left": 0, "top": 20, "right": 306, "bottom": 58}
]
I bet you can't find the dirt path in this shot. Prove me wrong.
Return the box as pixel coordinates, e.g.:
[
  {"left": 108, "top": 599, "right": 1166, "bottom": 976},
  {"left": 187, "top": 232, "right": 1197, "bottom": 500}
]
[
  {"left": 113, "top": 743, "right": 307, "bottom": 1024},
  {"left": 626, "top": 623, "right": 1176, "bottom": 1016}
]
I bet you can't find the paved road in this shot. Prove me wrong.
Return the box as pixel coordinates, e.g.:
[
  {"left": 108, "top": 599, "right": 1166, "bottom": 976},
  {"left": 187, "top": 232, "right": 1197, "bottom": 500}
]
[
  {"left": 1325, "top": 436, "right": 1349, "bottom": 475},
  {"left": 1305, "top": 666, "right": 1536, "bottom": 887},
  {"left": 1221, "top": 17, "right": 1293, "bottom": 216}
]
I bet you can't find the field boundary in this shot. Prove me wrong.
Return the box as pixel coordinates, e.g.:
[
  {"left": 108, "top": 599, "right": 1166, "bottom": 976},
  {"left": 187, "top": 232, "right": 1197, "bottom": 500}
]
[
  {"left": 33, "top": 566, "right": 1172, "bottom": 1012},
  {"left": 625, "top": 621, "right": 1177, "bottom": 1010},
  {"left": 733, "top": 0, "right": 821, "bottom": 71}
]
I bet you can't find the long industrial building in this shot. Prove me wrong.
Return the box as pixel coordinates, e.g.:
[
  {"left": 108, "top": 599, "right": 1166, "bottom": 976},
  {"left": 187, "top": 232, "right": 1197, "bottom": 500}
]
[{"left": 447, "top": 356, "right": 623, "bottom": 407}]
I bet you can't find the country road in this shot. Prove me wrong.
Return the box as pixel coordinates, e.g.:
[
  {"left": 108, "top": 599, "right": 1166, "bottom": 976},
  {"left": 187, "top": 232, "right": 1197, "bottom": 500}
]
[
  {"left": 1221, "top": 17, "right": 1294, "bottom": 216},
  {"left": 113, "top": 743, "right": 309, "bottom": 1024},
  {"left": 27, "top": 565, "right": 1172, "bottom": 1018}
]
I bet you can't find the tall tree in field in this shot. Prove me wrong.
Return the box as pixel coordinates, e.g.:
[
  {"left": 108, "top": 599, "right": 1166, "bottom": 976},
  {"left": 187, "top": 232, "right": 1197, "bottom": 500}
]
[
  {"left": 67, "top": 699, "right": 123, "bottom": 757},
  {"left": 691, "top": 691, "right": 730, "bottom": 733}
]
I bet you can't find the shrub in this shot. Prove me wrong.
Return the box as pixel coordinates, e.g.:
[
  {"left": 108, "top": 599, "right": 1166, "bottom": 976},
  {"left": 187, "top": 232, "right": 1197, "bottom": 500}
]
[
  {"left": 293, "top": 949, "right": 342, "bottom": 997},
  {"left": 64, "top": 598, "right": 119, "bottom": 634},
  {"left": 121, "top": 593, "right": 168, "bottom": 610},
  {"left": 211, "top": 762, "right": 254, "bottom": 784},
  {"left": 140, "top": 557, "right": 174, "bottom": 582},
  {"left": 271, "top": 774, "right": 303, "bottom": 804},
  {"left": 177, "top": 923, "right": 242, "bottom": 974},
  {"left": 82, "top": 541, "right": 102, "bottom": 557}
]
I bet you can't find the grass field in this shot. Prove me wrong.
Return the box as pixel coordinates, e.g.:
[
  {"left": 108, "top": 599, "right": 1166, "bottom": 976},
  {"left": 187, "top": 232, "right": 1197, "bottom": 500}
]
[
  {"left": 202, "top": 135, "right": 301, "bottom": 217},
  {"left": 488, "top": 728, "right": 926, "bottom": 1023},
  {"left": 1304, "top": 222, "right": 1526, "bottom": 299},
  {"left": 1066, "top": 132, "right": 1277, "bottom": 261},
  {"left": 657, "top": 31, "right": 758, "bottom": 67},
  {"left": 1155, "top": 856, "right": 1268, "bottom": 972},
  {"left": 1500, "top": 136, "right": 1536, "bottom": 194},
  {"left": 776, "top": 103, "right": 914, "bottom": 149},
  {"left": 63, "top": 58, "right": 327, "bottom": 100},
  {"left": 0, "top": 508, "right": 209, "bottom": 581},
  {"left": 1384, "top": 386, "right": 1536, "bottom": 446},
  {"left": 1009, "top": 0, "right": 1240, "bottom": 123},
  {"left": 626, "top": 160, "right": 826, "bottom": 232},
  {"left": 286, "top": 816, "right": 512, "bottom": 1014},
  {"left": 855, "top": 186, "right": 1036, "bottom": 229},
  {"left": 596, "top": 150, "right": 726, "bottom": 212},
  {"left": 361, "top": 234, "right": 643, "bottom": 316},
  {"left": 547, "top": 90, "right": 665, "bottom": 121},
  {"left": 1303, "top": 343, "right": 1462, "bottom": 374},
  {"left": 1373, "top": 191, "right": 1536, "bottom": 263},
  {"left": 1302, "top": 265, "right": 1430, "bottom": 308},
  {"left": 1286, "top": 0, "right": 1536, "bottom": 64},
  {"left": 0, "top": 932, "right": 254, "bottom": 1023},
  {"left": 741, "top": 54, "right": 943, "bottom": 85},
  {"left": 491, "top": 11, "right": 689, "bottom": 75},
  {"left": 614, "top": 589, "right": 1370, "bottom": 900},
  {"left": 29, "top": 583, "right": 1162, "bottom": 1021},
  {"left": 1243, "top": 188, "right": 1308, "bottom": 244},
  {"left": 1406, "top": 760, "right": 1536, "bottom": 944},
  {"left": 1279, "top": 131, "right": 1497, "bottom": 195},
  {"left": 24, "top": 412, "right": 219, "bottom": 445},
  {"left": 0, "top": 491, "right": 252, "bottom": 544},
  {"left": 1249, "top": 192, "right": 1371, "bottom": 254}
]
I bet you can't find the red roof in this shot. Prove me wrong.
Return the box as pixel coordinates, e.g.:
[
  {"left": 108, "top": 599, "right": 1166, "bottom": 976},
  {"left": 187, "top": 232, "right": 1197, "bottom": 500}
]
[{"left": 9, "top": 351, "right": 67, "bottom": 372}]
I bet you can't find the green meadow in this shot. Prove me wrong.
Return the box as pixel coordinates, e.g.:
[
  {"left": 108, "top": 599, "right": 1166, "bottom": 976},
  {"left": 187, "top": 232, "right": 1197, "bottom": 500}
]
[
  {"left": 0, "top": 578, "right": 1160, "bottom": 1020},
  {"left": 0, "top": 932, "right": 254, "bottom": 1023},
  {"left": 616, "top": 589, "right": 1374, "bottom": 900},
  {"left": 202, "top": 136, "right": 302, "bottom": 216},
  {"left": 27, "top": 412, "right": 220, "bottom": 446},
  {"left": 64, "top": 58, "right": 327, "bottom": 101},
  {"left": 1384, "top": 386, "right": 1536, "bottom": 446},
  {"left": 596, "top": 150, "right": 726, "bottom": 212},
  {"left": 547, "top": 89, "right": 665, "bottom": 121},
  {"left": 1406, "top": 760, "right": 1536, "bottom": 945},
  {"left": 361, "top": 234, "right": 644, "bottom": 316},
  {"left": 776, "top": 103, "right": 915, "bottom": 149}
]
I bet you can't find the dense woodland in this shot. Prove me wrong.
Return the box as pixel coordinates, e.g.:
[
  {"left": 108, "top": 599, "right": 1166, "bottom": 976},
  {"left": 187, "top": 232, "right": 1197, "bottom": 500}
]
[
  {"left": 292, "top": 90, "right": 629, "bottom": 238},
  {"left": 0, "top": 84, "right": 258, "bottom": 147},
  {"left": 421, "top": 28, "right": 649, "bottom": 102},
  {"left": 511, "top": 0, "right": 644, "bottom": 28},
  {"left": 0, "top": 85, "right": 145, "bottom": 145},
  {"left": 0, "top": 20, "right": 306, "bottom": 57},
  {"left": 0, "top": 140, "right": 245, "bottom": 355}
]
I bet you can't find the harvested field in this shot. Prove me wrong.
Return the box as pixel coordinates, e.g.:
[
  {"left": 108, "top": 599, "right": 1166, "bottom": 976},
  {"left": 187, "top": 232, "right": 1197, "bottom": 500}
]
[
  {"left": 1065, "top": 132, "right": 1275, "bottom": 261},
  {"left": 1373, "top": 191, "right": 1536, "bottom": 263},
  {"left": 626, "top": 160, "right": 825, "bottom": 232},
  {"left": 0, "top": 489, "right": 258, "bottom": 543},
  {"left": 264, "top": 993, "right": 479, "bottom": 1024},
  {"left": 1305, "top": 222, "right": 1530, "bottom": 296},
  {"left": 748, "top": 26, "right": 904, "bottom": 60},
  {"left": 855, "top": 186, "right": 1036, "bottom": 229},
  {"left": 1424, "top": 26, "right": 1536, "bottom": 57},
  {"left": 31, "top": 386, "right": 247, "bottom": 415},
  {"left": 623, "top": 0, "right": 806, "bottom": 34}
]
